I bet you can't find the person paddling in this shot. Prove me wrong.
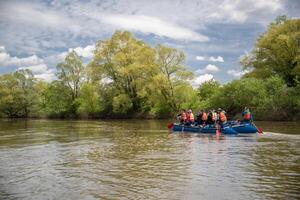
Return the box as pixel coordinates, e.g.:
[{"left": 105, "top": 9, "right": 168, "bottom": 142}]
[{"left": 242, "top": 107, "right": 252, "bottom": 122}]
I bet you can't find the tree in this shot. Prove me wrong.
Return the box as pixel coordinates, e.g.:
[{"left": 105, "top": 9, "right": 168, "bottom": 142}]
[
  {"left": 0, "top": 70, "right": 39, "bottom": 117},
  {"left": 77, "top": 83, "right": 102, "bottom": 116},
  {"left": 209, "top": 78, "right": 268, "bottom": 118},
  {"left": 241, "top": 17, "right": 300, "bottom": 87},
  {"left": 89, "top": 31, "right": 156, "bottom": 113},
  {"left": 41, "top": 81, "right": 74, "bottom": 117},
  {"left": 151, "top": 44, "right": 193, "bottom": 113},
  {"left": 56, "top": 51, "right": 85, "bottom": 100}
]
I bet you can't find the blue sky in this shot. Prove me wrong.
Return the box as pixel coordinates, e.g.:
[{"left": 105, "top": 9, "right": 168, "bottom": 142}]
[{"left": 0, "top": 0, "right": 299, "bottom": 85}]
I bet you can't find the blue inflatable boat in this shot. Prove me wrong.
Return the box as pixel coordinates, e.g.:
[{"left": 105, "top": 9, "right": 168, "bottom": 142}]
[{"left": 171, "top": 122, "right": 258, "bottom": 134}]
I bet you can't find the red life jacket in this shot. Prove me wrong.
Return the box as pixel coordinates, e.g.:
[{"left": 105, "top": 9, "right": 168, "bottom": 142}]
[{"left": 244, "top": 112, "right": 251, "bottom": 120}]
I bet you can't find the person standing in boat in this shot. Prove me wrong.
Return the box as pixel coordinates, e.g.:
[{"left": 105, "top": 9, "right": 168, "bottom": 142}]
[
  {"left": 185, "top": 109, "right": 195, "bottom": 126},
  {"left": 242, "top": 107, "right": 253, "bottom": 122}
]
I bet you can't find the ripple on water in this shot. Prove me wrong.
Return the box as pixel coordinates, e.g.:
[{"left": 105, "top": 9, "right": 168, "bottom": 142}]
[{"left": 0, "top": 120, "right": 299, "bottom": 200}]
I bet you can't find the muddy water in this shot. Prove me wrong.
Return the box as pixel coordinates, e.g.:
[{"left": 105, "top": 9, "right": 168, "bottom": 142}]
[{"left": 0, "top": 120, "right": 299, "bottom": 199}]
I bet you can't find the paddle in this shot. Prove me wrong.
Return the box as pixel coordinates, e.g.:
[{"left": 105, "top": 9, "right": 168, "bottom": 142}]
[
  {"left": 215, "top": 123, "right": 221, "bottom": 135},
  {"left": 167, "top": 123, "right": 174, "bottom": 129},
  {"left": 252, "top": 123, "right": 263, "bottom": 134}
]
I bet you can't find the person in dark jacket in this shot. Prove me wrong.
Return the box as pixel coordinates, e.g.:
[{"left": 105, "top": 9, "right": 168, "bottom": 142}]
[
  {"left": 206, "top": 111, "right": 214, "bottom": 125},
  {"left": 195, "top": 110, "right": 203, "bottom": 126}
]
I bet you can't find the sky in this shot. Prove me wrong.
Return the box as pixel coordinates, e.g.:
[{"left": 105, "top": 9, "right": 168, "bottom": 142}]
[{"left": 0, "top": 0, "right": 299, "bottom": 86}]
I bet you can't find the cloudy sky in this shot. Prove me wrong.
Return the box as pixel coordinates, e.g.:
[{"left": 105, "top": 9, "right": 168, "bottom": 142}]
[{"left": 0, "top": 0, "right": 299, "bottom": 86}]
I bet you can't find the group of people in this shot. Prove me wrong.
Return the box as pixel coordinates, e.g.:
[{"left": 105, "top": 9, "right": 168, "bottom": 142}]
[{"left": 177, "top": 107, "right": 252, "bottom": 127}]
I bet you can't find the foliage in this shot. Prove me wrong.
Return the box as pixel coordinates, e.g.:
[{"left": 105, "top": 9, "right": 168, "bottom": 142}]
[
  {"left": 56, "top": 51, "right": 85, "bottom": 99},
  {"left": 0, "top": 70, "right": 39, "bottom": 117},
  {"left": 89, "top": 31, "right": 156, "bottom": 113},
  {"left": 41, "top": 81, "right": 75, "bottom": 117},
  {"left": 76, "top": 83, "right": 102, "bottom": 116},
  {"left": 241, "top": 17, "right": 300, "bottom": 87}
]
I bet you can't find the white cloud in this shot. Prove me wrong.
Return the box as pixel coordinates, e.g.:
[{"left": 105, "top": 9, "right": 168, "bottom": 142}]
[
  {"left": 195, "top": 64, "right": 220, "bottom": 74},
  {"left": 0, "top": 46, "right": 44, "bottom": 67},
  {"left": 34, "top": 69, "right": 56, "bottom": 82},
  {"left": 196, "top": 56, "right": 205, "bottom": 61},
  {"left": 209, "top": 0, "right": 283, "bottom": 23},
  {"left": 205, "top": 64, "right": 220, "bottom": 72},
  {"left": 69, "top": 45, "right": 95, "bottom": 58},
  {"left": 45, "top": 44, "right": 95, "bottom": 66},
  {"left": 190, "top": 73, "right": 214, "bottom": 88},
  {"left": 196, "top": 55, "right": 224, "bottom": 62},
  {"left": 102, "top": 14, "right": 209, "bottom": 42},
  {"left": 19, "top": 64, "right": 48, "bottom": 74},
  {"left": 1, "top": 3, "right": 81, "bottom": 33},
  {"left": 227, "top": 69, "right": 247, "bottom": 77},
  {"left": 0, "top": 46, "right": 56, "bottom": 81},
  {"left": 209, "top": 56, "right": 224, "bottom": 62}
]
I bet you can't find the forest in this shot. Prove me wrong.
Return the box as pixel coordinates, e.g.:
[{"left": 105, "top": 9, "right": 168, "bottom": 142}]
[{"left": 0, "top": 17, "right": 299, "bottom": 120}]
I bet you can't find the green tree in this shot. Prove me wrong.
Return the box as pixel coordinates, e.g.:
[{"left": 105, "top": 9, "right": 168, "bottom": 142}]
[
  {"left": 0, "top": 70, "right": 39, "bottom": 117},
  {"left": 77, "top": 83, "right": 102, "bottom": 116},
  {"left": 151, "top": 44, "right": 193, "bottom": 113},
  {"left": 56, "top": 51, "right": 85, "bottom": 100},
  {"left": 41, "top": 81, "right": 74, "bottom": 117},
  {"left": 196, "top": 80, "right": 220, "bottom": 109},
  {"left": 89, "top": 31, "right": 156, "bottom": 113},
  {"left": 241, "top": 17, "right": 300, "bottom": 86},
  {"left": 209, "top": 78, "right": 268, "bottom": 118}
]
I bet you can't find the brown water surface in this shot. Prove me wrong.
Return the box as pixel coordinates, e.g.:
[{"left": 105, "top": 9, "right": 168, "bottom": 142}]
[{"left": 0, "top": 120, "right": 299, "bottom": 199}]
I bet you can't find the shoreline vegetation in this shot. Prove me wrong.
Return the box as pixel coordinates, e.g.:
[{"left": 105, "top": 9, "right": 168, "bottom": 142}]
[{"left": 0, "top": 16, "right": 299, "bottom": 121}]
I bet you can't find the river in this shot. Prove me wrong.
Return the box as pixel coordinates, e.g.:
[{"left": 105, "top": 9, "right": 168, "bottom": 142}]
[{"left": 0, "top": 119, "right": 299, "bottom": 200}]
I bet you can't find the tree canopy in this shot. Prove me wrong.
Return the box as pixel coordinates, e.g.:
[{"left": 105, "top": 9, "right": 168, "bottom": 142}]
[{"left": 241, "top": 16, "right": 300, "bottom": 87}]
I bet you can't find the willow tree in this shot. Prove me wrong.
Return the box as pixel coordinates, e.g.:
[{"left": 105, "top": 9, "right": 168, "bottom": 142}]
[
  {"left": 152, "top": 44, "right": 193, "bottom": 113},
  {"left": 89, "top": 31, "right": 156, "bottom": 113},
  {"left": 241, "top": 16, "right": 300, "bottom": 87},
  {"left": 56, "top": 51, "right": 85, "bottom": 100}
]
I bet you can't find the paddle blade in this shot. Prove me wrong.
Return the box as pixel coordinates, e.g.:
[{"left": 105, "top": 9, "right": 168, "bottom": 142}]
[
  {"left": 167, "top": 123, "right": 174, "bottom": 129},
  {"left": 257, "top": 127, "right": 263, "bottom": 134}
]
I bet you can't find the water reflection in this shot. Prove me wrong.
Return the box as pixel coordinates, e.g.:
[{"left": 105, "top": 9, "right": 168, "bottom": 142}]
[
  {"left": 250, "top": 135, "right": 300, "bottom": 200},
  {"left": 0, "top": 119, "right": 299, "bottom": 199}
]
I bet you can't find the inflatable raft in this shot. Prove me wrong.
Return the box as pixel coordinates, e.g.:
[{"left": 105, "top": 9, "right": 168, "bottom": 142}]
[{"left": 171, "top": 122, "right": 258, "bottom": 134}]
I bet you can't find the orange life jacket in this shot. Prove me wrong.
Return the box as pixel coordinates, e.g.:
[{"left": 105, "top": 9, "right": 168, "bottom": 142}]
[
  {"left": 220, "top": 112, "right": 227, "bottom": 122},
  {"left": 201, "top": 112, "right": 207, "bottom": 121},
  {"left": 244, "top": 112, "right": 251, "bottom": 120},
  {"left": 186, "top": 113, "right": 194, "bottom": 122}
]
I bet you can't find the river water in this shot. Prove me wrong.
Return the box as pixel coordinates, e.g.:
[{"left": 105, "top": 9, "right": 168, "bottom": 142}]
[{"left": 0, "top": 120, "right": 299, "bottom": 200}]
